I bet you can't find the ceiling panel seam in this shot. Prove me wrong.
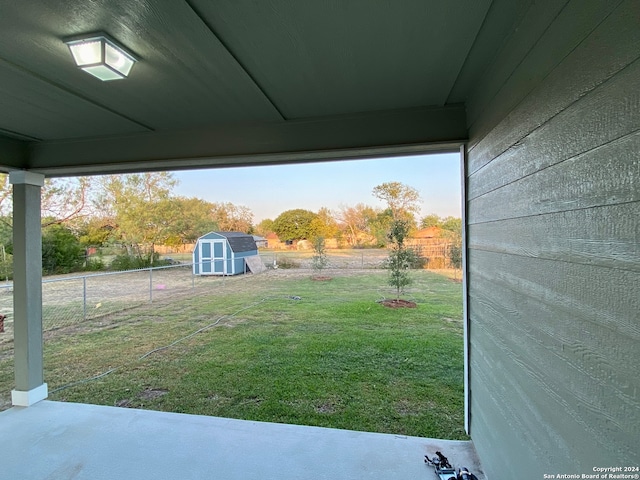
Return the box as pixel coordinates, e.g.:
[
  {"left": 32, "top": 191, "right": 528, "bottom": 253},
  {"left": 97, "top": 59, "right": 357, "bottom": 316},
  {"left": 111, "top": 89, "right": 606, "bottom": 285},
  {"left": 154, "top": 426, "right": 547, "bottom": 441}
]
[
  {"left": 0, "top": 127, "right": 41, "bottom": 142},
  {"left": 184, "top": 0, "right": 287, "bottom": 121},
  {"left": 445, "top": 1, "right": 495, "bottom": 106},
  {"left": 0, "top": 57, "right": 155, "bottom": 134}
]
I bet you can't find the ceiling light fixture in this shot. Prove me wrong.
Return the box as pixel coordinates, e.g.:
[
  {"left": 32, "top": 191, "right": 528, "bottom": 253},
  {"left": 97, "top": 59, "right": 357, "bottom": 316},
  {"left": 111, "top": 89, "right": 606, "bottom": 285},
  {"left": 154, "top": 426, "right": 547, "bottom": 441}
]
[{"left": 64, "top": 34, "right": 137, "bottom": 81}]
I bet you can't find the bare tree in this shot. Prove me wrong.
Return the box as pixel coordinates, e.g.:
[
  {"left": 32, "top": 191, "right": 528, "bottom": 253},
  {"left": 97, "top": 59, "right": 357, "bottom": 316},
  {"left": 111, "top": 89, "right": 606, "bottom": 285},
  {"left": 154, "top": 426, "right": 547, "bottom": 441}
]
[
  {"left": 336, "top": 203, "right": 378, "bottom": 246},
  {"left": 0, "top": 174, "right": 94, "bottom": 228},
  {"left": 372, "top": 181, "right": 421, "bottom": 220},
  {"left": 210, "top": 202, "right": 254, "bottom": 232}
]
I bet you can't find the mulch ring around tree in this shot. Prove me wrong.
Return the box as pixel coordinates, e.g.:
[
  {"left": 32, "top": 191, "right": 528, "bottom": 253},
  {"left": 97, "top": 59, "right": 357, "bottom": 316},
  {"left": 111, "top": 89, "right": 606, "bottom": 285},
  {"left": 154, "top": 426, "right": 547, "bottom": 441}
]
[
  {"left": 378, "top": 299, "right": 417, "bottom": 308},
  {"left": 311, "top": 276, "right": 333, "bottom": 281}
]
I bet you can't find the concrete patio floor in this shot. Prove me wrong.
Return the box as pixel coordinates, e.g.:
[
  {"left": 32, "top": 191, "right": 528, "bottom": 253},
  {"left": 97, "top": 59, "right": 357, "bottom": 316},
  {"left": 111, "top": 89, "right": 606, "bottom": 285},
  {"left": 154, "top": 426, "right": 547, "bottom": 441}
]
[{"left": 0, "top": 400, "right": 484, "bottom": 480}]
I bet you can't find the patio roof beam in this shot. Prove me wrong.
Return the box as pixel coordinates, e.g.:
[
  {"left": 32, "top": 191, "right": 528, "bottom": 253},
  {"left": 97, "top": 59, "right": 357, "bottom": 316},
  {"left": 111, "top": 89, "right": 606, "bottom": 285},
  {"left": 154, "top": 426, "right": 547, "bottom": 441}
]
[
  {"left": 0, "top": 136, "right": 29, "bottom": 169},
  {"left": 24, "top": 104, "right": 467, "bottom": 177}
]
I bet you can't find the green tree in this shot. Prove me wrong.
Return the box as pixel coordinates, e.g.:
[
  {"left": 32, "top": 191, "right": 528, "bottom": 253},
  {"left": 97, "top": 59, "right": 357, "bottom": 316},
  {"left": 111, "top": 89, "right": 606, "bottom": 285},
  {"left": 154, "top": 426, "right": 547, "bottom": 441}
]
[
  {"left": 311, "top": 236, "right": 329, "bottom": 275},
  {"left": 0, "top": 216, "right": 12, "bottom": 247},
  {"left": 76, "top": 217, "right": 116, "bottom": 247},
  {"left": 272, "top": 209, "right": 318, "bottom": 242},
  {"left": 42, "top": 224, "right": 84, "bottom": 275},
  {"left": 165, "top": 197, "right": 218, "bottom": 246},
  {"left": 255, "top": 219, "right": 275, "bottom": 236},
  {"left": 384, "top": 219, "right": 413, "bottom": 300},
  {"left": 310, "top": 207, "right": 339, "bottom": 239},
  {"left": 420, "top": 214, "right": 461, "bottom": 233},
  {"left": 98, "top": 172, "right": 178, "bottom": 262},
  {"left": 0, "top": 246, "right": 11, "bottom": 281},
  {"left": 420, "top": 213, "right": 442, "bottom": 228},
  {"left": 372, "top": 181, "right": 421, "bottom": 221},
  {"left": 448, "top": 242, "right": 462, "bottom": 270},
  {"left": 369, "top": 209, "right": 394, "bottom": 247},
  {"left": 441, "top": 216, "right": 462, "bottom": 233}
]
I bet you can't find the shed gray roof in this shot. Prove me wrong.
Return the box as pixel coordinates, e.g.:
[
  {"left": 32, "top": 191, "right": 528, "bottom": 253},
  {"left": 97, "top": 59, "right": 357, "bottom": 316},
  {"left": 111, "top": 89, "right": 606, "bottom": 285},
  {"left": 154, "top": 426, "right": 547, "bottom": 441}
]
[{"left": 215, "top": 232, "right": 257, "bottom": 253}]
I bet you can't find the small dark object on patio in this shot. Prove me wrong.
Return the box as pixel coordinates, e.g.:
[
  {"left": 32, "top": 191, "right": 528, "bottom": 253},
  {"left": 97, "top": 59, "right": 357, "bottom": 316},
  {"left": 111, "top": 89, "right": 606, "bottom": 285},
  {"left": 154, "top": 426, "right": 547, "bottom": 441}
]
[
  {"left": 425, "top": 451, "right": 479, "bottom": 480},
  {"left": 0, "top": 313, "right": 5, "bottom": 333}
]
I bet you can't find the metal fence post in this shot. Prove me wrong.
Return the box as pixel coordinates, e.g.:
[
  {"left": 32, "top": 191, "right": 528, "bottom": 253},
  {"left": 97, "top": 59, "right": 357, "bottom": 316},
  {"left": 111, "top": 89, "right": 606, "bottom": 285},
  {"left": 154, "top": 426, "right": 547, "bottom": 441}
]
[
  {"left": 83, "top": 276, "right": 87, "bottom": 321},
  {"left": 149, "top": 267, "right": 153, "bottom": 304}
]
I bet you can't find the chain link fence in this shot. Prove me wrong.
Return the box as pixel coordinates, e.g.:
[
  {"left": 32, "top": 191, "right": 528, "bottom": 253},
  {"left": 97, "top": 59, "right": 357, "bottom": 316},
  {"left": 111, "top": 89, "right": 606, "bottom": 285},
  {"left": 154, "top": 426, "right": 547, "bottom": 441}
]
[
  {"left": 0, "top": 262, "right": 231, "bottom": 342},
  {"left": 0, "top": 249, "right": 454, "bottom": 348}
]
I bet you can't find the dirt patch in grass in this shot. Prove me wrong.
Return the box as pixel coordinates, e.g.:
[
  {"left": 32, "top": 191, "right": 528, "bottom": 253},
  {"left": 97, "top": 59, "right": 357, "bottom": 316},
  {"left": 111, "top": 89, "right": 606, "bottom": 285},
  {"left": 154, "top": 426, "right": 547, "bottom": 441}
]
[
  {"left": 315, "top": 400, "right": 338, "bottom": 414},
  {"left": 238, "top": 396, "right": 263, "bottom": 406},
  {"left": 311, "top": 276, "right": 333, "bottom": 281},
  {"left": 379, "top": 299, "right": 417, "bottom": 308},
  {"left": 115, "top": 388, "right": 168, "bottom": 408},
  {"left": 139, "top": 387, "right": 169, "bottom": 401},
  {"left": 395, "top": 399, "right": 420, "bottom": 416}
]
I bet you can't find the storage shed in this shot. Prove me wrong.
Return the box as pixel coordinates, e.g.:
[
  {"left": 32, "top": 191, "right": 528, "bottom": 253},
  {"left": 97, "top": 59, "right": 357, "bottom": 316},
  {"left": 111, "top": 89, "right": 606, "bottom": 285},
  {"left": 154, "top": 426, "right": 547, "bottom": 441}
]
[{"left": 193, "top": 232, "right": 258, "bottom": 275}]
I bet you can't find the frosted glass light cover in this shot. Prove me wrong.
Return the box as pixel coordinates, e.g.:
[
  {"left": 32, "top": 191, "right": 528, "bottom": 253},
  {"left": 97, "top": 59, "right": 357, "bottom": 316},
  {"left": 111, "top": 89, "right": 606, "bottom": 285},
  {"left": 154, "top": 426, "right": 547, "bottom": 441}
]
[
  {"left": 69, "top": 40, "right": 102, "bottom": 66},
  {"left": 82, "top": 65, "right": 124, "bottom": 81},
  {"left": 65, "top": 35, "right": 137, "bottom": 81},
  {"left": 105, "top": 43, "right": 135, "bottom": 76}
]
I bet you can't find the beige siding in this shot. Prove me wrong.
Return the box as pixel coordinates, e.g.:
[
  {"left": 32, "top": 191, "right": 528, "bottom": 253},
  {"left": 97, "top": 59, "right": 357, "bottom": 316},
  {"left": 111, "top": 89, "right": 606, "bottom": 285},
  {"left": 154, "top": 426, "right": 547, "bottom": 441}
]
[{"left": 465, "top": 0, "right": 640, "bottom": 477}]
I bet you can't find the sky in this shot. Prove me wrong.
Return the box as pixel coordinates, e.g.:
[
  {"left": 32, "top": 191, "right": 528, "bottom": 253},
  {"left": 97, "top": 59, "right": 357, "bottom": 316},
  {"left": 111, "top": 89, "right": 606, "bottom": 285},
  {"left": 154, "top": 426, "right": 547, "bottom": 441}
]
[{"left": 172, "top": 152, "right": 462, "bottom": 223}]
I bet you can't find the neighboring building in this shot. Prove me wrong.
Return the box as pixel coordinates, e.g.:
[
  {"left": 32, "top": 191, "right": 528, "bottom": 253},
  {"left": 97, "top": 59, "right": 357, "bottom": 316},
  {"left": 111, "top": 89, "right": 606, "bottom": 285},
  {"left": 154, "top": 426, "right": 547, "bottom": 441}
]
[
  {"left": 252, "top": 235, "right": 268, "bottom": 248},
  {"left": 407, "top": 227, "right": 450, "bottom": 269},
  {"left": 265, "top": 232, "right": 285, "bottom": 249},
  {"left": 265, "top": 233, "right": 340, "bottom": 250},
  {"left": 412, "top": 226, "right": 442, "bottom": 239}
]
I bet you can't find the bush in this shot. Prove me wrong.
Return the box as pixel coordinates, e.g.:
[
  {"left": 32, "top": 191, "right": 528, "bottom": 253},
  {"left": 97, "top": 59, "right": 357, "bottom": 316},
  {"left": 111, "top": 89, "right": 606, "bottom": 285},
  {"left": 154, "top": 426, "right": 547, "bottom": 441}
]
[
  {"left": 448, "top": 243, "right": 462, "bottom": 270},
  {"left": 0, "top": 250, "right": 12, "bottom": 281},
  {"left": 84, "top": 256, "right": 105, "bottom": 271},
  {"left": 110, "top": 252, "right": 161, "bottom": 271},
  {"left": 407, "top": 247, "right": 427, "bottom": 269},
  {"left": 42, "top": 225, "right": 84, "bottom": 275},
  {"left": 276, "top": 257, "right": 299, "bottom": 269}
]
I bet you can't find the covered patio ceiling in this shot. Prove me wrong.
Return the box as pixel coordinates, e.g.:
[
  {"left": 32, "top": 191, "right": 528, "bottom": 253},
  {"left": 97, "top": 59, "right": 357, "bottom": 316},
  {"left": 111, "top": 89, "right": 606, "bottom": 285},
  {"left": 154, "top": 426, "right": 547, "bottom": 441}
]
[{"left": 0, "top": 0, "right": 529, "bottom": 176}]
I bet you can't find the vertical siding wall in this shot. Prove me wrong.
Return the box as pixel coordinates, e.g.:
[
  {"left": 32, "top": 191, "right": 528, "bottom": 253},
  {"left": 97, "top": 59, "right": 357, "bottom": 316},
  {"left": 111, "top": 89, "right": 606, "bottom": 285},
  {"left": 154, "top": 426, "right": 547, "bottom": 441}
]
[{"left": 465, "top": 1, "right": 639, "bottom": 477}]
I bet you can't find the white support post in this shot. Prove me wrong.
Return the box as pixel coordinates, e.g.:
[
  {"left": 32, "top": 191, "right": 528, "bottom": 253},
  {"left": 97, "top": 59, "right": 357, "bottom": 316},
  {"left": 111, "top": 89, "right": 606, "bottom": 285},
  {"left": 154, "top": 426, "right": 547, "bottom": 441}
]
[
  {"left": 9, "top": 171, "right": 48, "bottom": 406},
  {"left": 460, "top": 145, "right": 471, "bottom": 434}
]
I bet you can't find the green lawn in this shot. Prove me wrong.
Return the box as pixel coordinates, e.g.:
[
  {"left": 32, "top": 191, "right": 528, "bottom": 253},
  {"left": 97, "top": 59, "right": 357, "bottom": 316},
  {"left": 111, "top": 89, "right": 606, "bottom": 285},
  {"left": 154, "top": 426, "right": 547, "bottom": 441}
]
[{"left": 2, "top": 269, "right": 466, "bottom": 439}]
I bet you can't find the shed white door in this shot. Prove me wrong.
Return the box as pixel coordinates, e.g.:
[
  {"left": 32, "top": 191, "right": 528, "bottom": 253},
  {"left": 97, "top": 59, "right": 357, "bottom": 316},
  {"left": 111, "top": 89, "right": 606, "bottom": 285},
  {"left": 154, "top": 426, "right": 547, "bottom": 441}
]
[{"left": 199, "top": 240, "right": 227, "bottom": 274}]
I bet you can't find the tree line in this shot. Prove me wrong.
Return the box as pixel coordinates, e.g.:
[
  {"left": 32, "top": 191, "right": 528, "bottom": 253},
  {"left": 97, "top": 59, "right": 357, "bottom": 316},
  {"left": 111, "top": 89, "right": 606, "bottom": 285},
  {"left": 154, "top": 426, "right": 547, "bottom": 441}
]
[{"left": 0, "top": 174, "right": 460, "bottom": 276}]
